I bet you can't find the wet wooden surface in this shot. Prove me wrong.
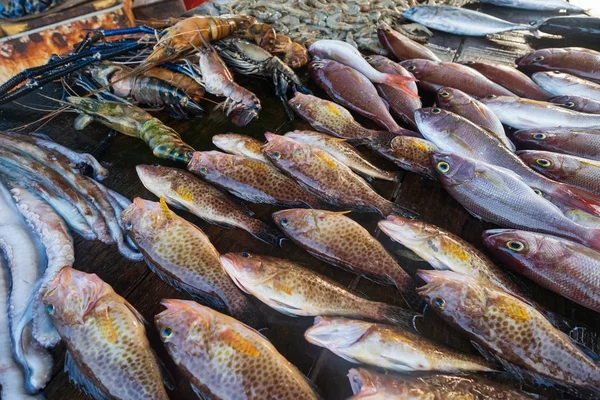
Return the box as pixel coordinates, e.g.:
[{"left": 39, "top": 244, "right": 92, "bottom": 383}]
[{"left": 1, "top": 3, "right": 600, "bottom": 400}]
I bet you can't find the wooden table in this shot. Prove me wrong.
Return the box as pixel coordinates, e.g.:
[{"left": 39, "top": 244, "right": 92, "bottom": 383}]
[{"left": 0, "top": 3, "right": 598, "bottom": 399}]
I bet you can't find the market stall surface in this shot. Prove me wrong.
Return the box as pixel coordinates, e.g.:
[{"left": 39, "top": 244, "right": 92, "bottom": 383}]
[{"left": 1, "top": 4, "right": 599, "bottom": 400}]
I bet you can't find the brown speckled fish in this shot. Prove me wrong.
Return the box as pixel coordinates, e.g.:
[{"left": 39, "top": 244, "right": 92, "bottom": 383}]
[
  {"left": 136, "top": 164, "right": 283, "bottom": 246},
  {"left": 272, "top": 208, "right": 420, "bottom": 309},
  {"left": 155, "top": 299, "right": 319, "bottom": 400},
  {"left": 263, "top": 134, "right": 416, "bottom": 218},
  {"left": 212, "top": 133, "right": 268, "bottom": 163},
  {"left": 375, "top": 136, "right": 438, "bottom": 179},
  {"left": 417, "top": 270, "right": 600, "bottom": 389},
  {"left": 220, "top": 252, "right": 416, "bottom": 327},
  {"left": 43, "top": 267, "right": 169, "bottom": 400},
  {"left": 188, "top": 150, "right": 321, "bottom": 208},
  {"left": 121, "top": 198, "right": 259, "bottom": 326}
]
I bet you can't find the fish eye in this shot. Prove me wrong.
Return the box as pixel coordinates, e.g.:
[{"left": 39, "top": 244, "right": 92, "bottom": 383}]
[
  {"left": 152, "top": 163, "right": 159, "bottom": 167},
  {"left": 486, "top": 95, "right": 497, "bottom": 100},
  {"left": 536, "top": 158, "right": 552, "bottom": 168},
  {"left": 161, "top": 327, "right": 173, "bottom": 339},
  {"left": 272, "top": 152, "right": 281, "bottom": 159},
  {"left": 46, "top": 304, "right": 54, "bottom": 314},
  {"left": 125, "top": 221, "right": 133, "bottom": 230},
  {"left": 439, "top": 91, "right": 450, "bottom": 98},
  {"left": 533, "top": 133, "right": 546, "bottom": 140},
  {"left": 436, "top": 161, "right": 450, "bottom": 174},
  {"left": 406, "top": 65, "right": 416, "bottom": 72},
  {"left": 241, "top": 252, "right": 250, "bottom": 258},
  {"left": 533, "top": 189, "right": 543, "bottom": 196},
  {"left": 564, "top": 101, "right": 575, "bottom": 108},
  {"left": 431, "top": 108, "right": 441, "bottom": 114},
  {"left": 532, "top": 56, "right": 544, "bottom": 62},
  {"left": 199, "top": 167, "right": 208, "bottom": 175},
  {"left": 432, "top": 297, "right": 446, "bottom": 309},
  {"left": 507, "top": 240, "right": 525, "bottom": 252},
  {"left": 280, "top": 218, "right": 288, "bottom": 226}
]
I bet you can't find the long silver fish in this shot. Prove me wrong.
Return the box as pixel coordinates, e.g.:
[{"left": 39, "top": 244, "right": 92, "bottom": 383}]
[
  {"left": 532, "top": 71, "right": 600, "bottom": 102},
  {"left": 481, "top": 0, "right": 588, "bottom": 12}
]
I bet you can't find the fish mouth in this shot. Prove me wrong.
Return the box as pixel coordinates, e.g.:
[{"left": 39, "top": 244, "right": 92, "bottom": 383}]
[
  {"left": 416, "top": 269, "right": 439, "bottom": 284},
  {"left": 480, "top": 228, "right": 512, "bottom": 240}
]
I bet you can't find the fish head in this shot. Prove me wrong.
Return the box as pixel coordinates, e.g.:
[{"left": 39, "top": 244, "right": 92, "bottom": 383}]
[
  {"left": 549, "top": 95, "right": 589, "bottom": 110},
  {"left": 273, "top": 208, "right": 336, "bottom": 236},
  {"left": 481, "top": 228, "right": 554, "bottom": 273},
  {"left": 401, "top": 6, "right": 421, "bottom": 21},
  {"left": 399, "top": 59, "right": 433, "bottom": 79},
  {"left": 43, "top": 267, "right": 110, "bottom": 326},
  {"left": 212, "top": 133, "right": 261, "bottom": 156},
  {"left": 512, "top": 129, "right": 559, "bottom": 146},
  {"left": 347, "top": 368, "right": 386, "bottom": 398},
  {"left": 219, "top": 252, "right": 277, "bottom": 290},
  {"left": 430, "top": 152, "right": 476, "bottom": 186},
  {"left": 378, "top": 215, "right": 435, "bottom": 246},
  {"left": 121, "top": 197, "right": 175, "bottom": 242},
  {"left": 187, "top": 150, "right": 233, "bottom": 179},
  {"left": 135, "top": 164, "right": 180, "bottom": 195},
  {"left": 304, "top": 316, "right": 372, "bottom": 349},
  {"left": 436, "top": 87, "right": 470, "bottom": 108},
  {"left": 414, "top": 107, "right": 459, "bottom": 143},
  {"left": 531, "top": 71, "right": 569, "bottom": 88},
  {"left": 155, "top": 299, "right": 215, "bottom": 351},
  {"left": 517, "top": 150, "right": 574, "bottom": 178},
  {"left": 515, "top": 49, "right": 554, "bottom": 72},
  {"left": 263, "top": 133, "right": 308, "bottom": 165}
]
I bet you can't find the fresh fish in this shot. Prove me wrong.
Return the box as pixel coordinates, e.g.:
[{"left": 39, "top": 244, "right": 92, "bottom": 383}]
[
  {"left": 308, "top": 39, "right": 416, "bottom": 97},
  {"left": 416, "top": 107, "right": 600, "bottom": 216},
  {"left": 483, "top": 229, "right": 600, "bottom": 313},
  {"left": 378, "top": 215, "right": 522, "bottom": 296},
  {"left": 347, "top": 368, "right": 531, "bottom": 400},
  {"left": 377, "top": 23, "right": 441, "bottom": 61},
  {"left": 366, "top": 55, "right": 421, "bottom": 128},
  {"left": 518, "top": 150, "right": 600, "bottom": 196},
  {"left": 481, "top": 0, "right": 588, "bottom": 12},
  {"left": 533, "top": 71, "right": 600, "bottom": 102},
  {"left": 401, "top": 5, "right": 535, "bottom": 37},
  {"left": 375, "top": 136, "right": 438, "bottom": 179},
  {"left": 431, "top": 152, "right": 600, "bottom": 250},
  {"left": 435, "top": 87, "right": 514, "bottom": 150},
  {"left": 283, "top": 130, "right": 397, "bottom": 181},
  {"left": 512, "top": 128, "right": 600, "bottom": 161},
  {"left": 121, "top": 198, "right": 259, "bottom": 326},
  {"left": 400, "top": 59, "right": 515, "bottom": 98},
  {"left": 220, "top": 252, "right": 415, "bottom": 327},
  {"left": 517, "top": 48, "right": 600, "bottom": 84},
  {"left": 155, "top": 299, "right": 319, "bottom": 399},
  {"left": 550, "top": 95, "right": 600, "bottom": 114},
  {"left": 272, "top": 208, "right": 420, "bottom": 309},
  {"left": 189, "top": 150, "right": 321, "bottom": 208},
  {"left": 309, "top": 58, "right": 405, "bottom": 133},
  {"left": 305, "top": 317, "right": 493, "bottom": 373},
  {"left": 212, "top": 133, "right": 268, "bottom": 162},
  {"left": 463, "top": 61, "right": 550, "bottom": 100},
  {"left": 417, "top": 269, "right": 600, "bottom": 389},
  {"left": 263, "top": 134, "right": 415, "bottom": 218},
  {"left": 480, "top": 95, "right": 600, "bottom": 130},
  {"left": 43, "top": 267, "right": 170, "bottom": 399},
  {"left": 136, "top": 164, "right": 283, "bottom": 246},
  {"left": 538, "top": 16, "right": 600, "bottom": 37}
]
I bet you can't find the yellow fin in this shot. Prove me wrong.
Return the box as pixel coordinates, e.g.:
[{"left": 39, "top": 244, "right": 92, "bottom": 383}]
[
  {"left": 316, "top": 151, "right": 338, "bottom": 169},
  {"left": 175, "top": 185, "right": 194, "bottom": 202},
  {"left": 272, "top": 277, "right": 293, "bottom": 295},
  {"left": 325, "top": 102, "right": 341, "bottom": 116},
  {"left": 218, "top": 328, "right": 260, "bottom": 357},
  {"left": 96, "top": 306, "right": 117, "bottom": 344},
  {"left": 159, "top": 197, "right": 173, "bottom": 220}
]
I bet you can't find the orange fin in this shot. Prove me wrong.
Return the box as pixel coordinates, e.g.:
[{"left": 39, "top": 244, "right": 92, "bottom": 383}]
[
  {"left": 218, "top": 328, "right": 260, "bottom": 357},
  {"left": 175, "top": 185, "right": 194, "bottom": 202},
  {"left": 384, "top": 73, "right": 420, "bottom": 99},
  {"left": 96, "top": 306, "right": 117, "bottom": 344},
  {"left": 273, "top": 276, "right": 293, "bottom": 295}
]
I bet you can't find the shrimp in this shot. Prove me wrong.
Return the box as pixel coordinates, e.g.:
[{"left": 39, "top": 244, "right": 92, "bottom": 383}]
[{"left": 144, "top": 67, "right": 206, "bottom": 101}]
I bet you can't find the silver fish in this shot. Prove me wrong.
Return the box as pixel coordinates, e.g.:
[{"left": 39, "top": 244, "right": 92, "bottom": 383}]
[
  {"left": 481, "top": 0, "right": 588, "bottom": 12},
  {"left": 533, "top": 71, "right": 600, "bottom": 102}
]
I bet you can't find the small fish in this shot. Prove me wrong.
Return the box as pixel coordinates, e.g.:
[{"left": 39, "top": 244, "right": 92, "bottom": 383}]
[
  {"left": 377, "top": 23, "right": 441, "bottom": 61},
  {"left": 481, "top": 0, "right": 588, "bottom": 12},
  {"left": 518, "top": 150, "right": 600, "bottom": 196},
  {"left": 272, "top": 208, "right": 420, "bottom": 309},
  {"left": 483, "top": 229, "right": 600, "bottom": 313},
  {"left": 402, "top": 5, "right": 536, "bottom": 37},
  {"left": 436, "top": 87, "right": 514, "bottom": 150},
  {"left": 533, "top": 71, "right": 600, "bottom": 102},
  {"left": 136, "top": 164, "right": 283, "bottom": 246},
  {"left": 263, "top": 134, "right": 415, "bottom": 218},
  {"left": 375, "top": 136, "right": 438, "bottom": 179},
  {"left": 400, "top": 59, "right": 515, "bottom": 98},
  {"left": 220, "top": 252, "right": 416, "bottom": 327},
  {"left": 512, "top": 128, "right": 600, "bottom": 161},
  {"left": 188, "top": 150, "right": 321, "bottom": 208},
  {"left": 212, "top": 133, "right": 267, "bottom": 162},
  {"left": 121, "top": 198, "right": 259, "bottom": 326},
  {"left": 155, "top": 299, "right": 319, "bottom": 399},
  {"left": 283, "top": 130, "right": 397, "bottom": 181},
  {"left": 417, "top": 269, "right": 600, "bottom": 389},
  {"left": 43, "top": 268, "right": 169, "bottom": 400},
  {"left": 464, "top": 61, "right": 550, "bottom": 100},
  {"left": 517, "top": 48, "right": 600, "bottom": 84},
  {"left": 305, "top": 317, "right": 493, "bottom": 373},
  {"left": 549, "top": 95, "right": 600, "bottom": 114}
]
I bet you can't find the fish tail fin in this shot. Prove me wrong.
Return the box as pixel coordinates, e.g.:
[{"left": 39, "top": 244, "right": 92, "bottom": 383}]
[
  {"left": 378, "top": 304, "right": 420, "bottom": 330},
  {"left": 251, "top": 222, "right": 286, "bottom": 247},
  {"left": 382, "top": 73, "right": 420, "bottom": 99},
  {"left": 548, "top": 183, "right": 600, "bottom": 217}
]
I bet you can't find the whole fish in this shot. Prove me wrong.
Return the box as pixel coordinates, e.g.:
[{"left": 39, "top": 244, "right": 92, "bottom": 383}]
[
  {"left": 283, "top": 130, "right": 397, "bottom": 181},
  {"left": 481, "top": 0, "right": 588, "bottom": 12},
  {"left": 348, "top": 369, "right": 531, "bottom": 400},
  {"left": 378, "top": 215, "right": 521, "bottom": 296},
  {"left": 308, "top": 39, "right": 416, "bottom": 97},
  {"left": 550, "top": 95, "right": 600, "bottom": 114},
  {"left": 155, "top": 299, "right": 319, "bottom": 400},
  {"left": 533, "top": 71, "right": 600, "bottom": 102},
  {"left": 416, "top": 107, "right": 600, "bottom": 216},
  {"left": 220, "top": 252, "right": 416, "bottom": 327},
  {"left": 377, "top": 23, "right": 441, "bottom": 61},
  {"left": 538, "top": 16, "right": 600, "bottom": 37},
  {"left": 399, "top": 59, "right": 515, "bottom": 98},
  {"left": 366, "top": 55, "right": 421, "bottom": 127},
  {"left": 375, "top": 136, "right": 438, "bottom": 179},
  {"left": 188, "top": 150, "right": 321, "bottom": 208},
  {"left": 483, "top": 229, "right": 600, "bottom": 313},
  {"left": 512, "top": 128, "right": 600, "bottom": 161},
  {"left": 43, "top": 268, "right": 170, "bottom": 399},
  {"left": 417, "top": 269, "right": 600, "bottom": 389},
  {"left": 435, "top": 87, "right": 514, "bottom": 150},
  {"left": 518, "top": 150, "right": 600, "bottom": 196},
  {"left": 480, "top": 95, "right": 600, "bottom": 129},
  {"left": 272, "top": 208, "right": 420, "bottom": 309},
  {"left": 402, "top": 5, "right": 536, "bottom": 36},
  {"left": 309, "top": 58, "right": 404, "bottom": 133},
  {"left": 464, "top": 61, "right": 550, "bottom": 100},
  {"left": 305, "top": 317, "right": 493, "bottom": 373},
  {"left": 517, "top": 48, "right": 600, "bottom": 84},
  {"left": 136, "top": 164, "right": 283, "bottom": 246},
  {"left": 121, "top": 198, "right": 259, "bottom": 326},
  {"left": 431, "top": 152, "right": 600, "bottom": 250},
  {"left": 212, "top": 133, "right": 268, "bottom": 162},
  {"left": 263, "top": 134, "right": 415, "bottom": 218}
]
